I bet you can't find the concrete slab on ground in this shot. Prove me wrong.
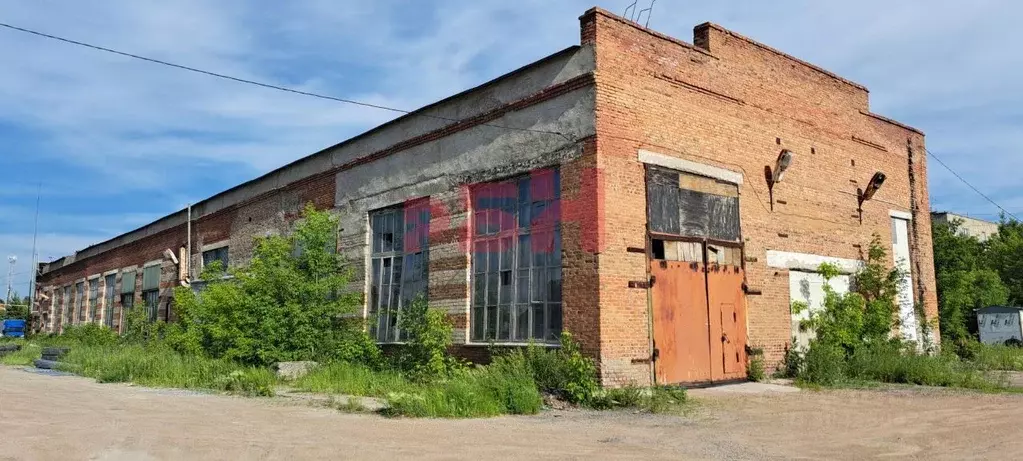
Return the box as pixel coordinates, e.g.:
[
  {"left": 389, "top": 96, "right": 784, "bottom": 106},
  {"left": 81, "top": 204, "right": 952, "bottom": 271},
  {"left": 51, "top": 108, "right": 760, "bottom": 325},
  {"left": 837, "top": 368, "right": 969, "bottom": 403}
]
[{"left": 688, "top": 381, "right": 799, "bottom": 396}]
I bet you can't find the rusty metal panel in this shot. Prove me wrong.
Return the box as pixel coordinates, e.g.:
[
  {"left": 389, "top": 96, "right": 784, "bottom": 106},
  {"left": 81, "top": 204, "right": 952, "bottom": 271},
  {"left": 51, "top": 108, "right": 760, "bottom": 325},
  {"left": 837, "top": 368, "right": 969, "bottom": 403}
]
[
  {"left": 650, "top": 260, "right": 712, "bottom": 384},
  {"left": 708, "top": 265, "right": 747, "bottom": 381}
]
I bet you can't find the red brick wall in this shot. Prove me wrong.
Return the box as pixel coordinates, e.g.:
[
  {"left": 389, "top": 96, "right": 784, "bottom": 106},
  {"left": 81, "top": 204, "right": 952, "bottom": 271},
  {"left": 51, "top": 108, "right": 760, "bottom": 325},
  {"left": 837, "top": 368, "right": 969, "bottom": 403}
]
[{"left": 583, "top": 8, "right": 937, "bottom": 384}]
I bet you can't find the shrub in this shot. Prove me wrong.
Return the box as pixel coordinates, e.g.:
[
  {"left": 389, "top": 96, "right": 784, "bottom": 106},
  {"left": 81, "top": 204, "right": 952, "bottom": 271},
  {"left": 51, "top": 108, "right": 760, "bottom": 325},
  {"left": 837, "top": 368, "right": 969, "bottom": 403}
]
[
  {"left": 395, "top": 297, "right": 461, "bottom": 381},
  {"left": 169, "top": 205, "right": 379, "bottom": 367},
  {"left": 508, "top": 332, "right": 598, "bottom": 404},
  {"left": 59, "top": 323, "right": 119, "bottom": 347},
  {"left": 747, "top": 346, "right": 765, "bottom": 382},
  {"left": 121, "top": 305, "right": 167, "bottom": 345},
  {"left": 800, "top": 339, "right": 845, "bottom": 386},
  {"left": 385, "top": 359, "right": 542, "bottom": 418}
]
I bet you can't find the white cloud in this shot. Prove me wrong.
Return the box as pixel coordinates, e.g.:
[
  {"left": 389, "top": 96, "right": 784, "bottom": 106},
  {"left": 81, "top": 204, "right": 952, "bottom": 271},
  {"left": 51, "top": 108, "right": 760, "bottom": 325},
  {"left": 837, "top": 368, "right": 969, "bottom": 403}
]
[{"left": 0, "top": 0, "right": 1020, "bottom": 271}]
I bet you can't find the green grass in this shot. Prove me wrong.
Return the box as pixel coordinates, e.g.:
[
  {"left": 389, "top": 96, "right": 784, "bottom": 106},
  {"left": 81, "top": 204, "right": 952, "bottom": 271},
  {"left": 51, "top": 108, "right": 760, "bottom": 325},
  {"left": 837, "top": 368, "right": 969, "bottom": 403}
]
[
  {"left": 294, "top": 361, "right": 415, "bottom": 397},
  {"left": 59, "top": 343, "right": 277, "bottom": 396},
  {"left": 0, "top": 340, "right": 39, "bottom": 366},
  {"left": 795, "top": 342, "right": 1009, "bottom": 392},
  {"left": 586, "top": 385, "right": 689, "bottom": 414},
  {"left": 967, "top": 343, "right": 1023, "bottom": 371},
  {"left": 297, "top": 358, "right": 543, "bottom": 418}
]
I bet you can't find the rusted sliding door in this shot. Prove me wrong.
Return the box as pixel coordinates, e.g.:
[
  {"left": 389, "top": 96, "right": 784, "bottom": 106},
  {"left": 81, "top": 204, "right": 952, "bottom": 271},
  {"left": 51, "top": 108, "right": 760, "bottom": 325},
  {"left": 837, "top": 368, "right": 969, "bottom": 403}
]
[{"left": 646, "top": 166, "right": 747, "bottom": 385}]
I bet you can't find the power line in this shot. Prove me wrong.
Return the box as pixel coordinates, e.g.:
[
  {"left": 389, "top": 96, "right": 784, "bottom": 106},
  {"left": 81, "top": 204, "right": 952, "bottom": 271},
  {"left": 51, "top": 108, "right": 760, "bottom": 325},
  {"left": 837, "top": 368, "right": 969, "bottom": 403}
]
[
  {"left": 2, "top": 20, "right": 1016, "bottom": 227},
  {"left": 924, "top": 148, "right": 1019, "bottom": 221},
  {"left": 0, "top": 21, "right": 572, "bottom": 141}
]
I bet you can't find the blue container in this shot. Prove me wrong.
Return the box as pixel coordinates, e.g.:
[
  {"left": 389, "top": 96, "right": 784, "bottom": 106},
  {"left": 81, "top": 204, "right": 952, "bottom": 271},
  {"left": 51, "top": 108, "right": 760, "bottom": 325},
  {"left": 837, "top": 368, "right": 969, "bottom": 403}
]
[{"left": 2, "top": 319, "right": 26, "bottom": 338}]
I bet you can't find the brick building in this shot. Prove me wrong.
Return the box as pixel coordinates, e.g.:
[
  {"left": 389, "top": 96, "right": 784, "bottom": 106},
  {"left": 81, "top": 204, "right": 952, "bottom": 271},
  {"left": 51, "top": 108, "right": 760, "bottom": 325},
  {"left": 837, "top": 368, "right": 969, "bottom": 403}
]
[{"left": 34, "top": 8, "right": 937, "bottom": 386}]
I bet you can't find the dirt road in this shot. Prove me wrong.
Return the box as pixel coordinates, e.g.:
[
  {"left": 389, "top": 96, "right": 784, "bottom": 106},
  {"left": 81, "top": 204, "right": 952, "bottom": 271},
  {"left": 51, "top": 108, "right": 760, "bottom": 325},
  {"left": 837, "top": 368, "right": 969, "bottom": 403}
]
[{"left": 1, "top": 366, "right": 1021, "bottom": 460}]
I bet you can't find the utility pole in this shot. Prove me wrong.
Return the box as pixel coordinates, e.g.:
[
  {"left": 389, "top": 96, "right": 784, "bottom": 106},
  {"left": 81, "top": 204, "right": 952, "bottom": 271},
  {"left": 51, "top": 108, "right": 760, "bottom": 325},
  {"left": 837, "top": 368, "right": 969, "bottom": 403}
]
[
  {"left": 28, "top": 182, "right": 40, "bottom": 314},
  {"left": 5, "top": 255, "right": 16, "bottom": 306}
]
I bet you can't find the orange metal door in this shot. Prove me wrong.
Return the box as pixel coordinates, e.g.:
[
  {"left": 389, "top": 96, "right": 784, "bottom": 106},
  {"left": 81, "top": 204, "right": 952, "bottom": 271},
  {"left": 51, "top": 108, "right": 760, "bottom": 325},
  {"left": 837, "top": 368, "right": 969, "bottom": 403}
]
[
  {"left": 650, "top": 260, "right": 712, "bottom": 384},
  {"left": 708, "top": 264, "right": 747, "bottom": 380}
]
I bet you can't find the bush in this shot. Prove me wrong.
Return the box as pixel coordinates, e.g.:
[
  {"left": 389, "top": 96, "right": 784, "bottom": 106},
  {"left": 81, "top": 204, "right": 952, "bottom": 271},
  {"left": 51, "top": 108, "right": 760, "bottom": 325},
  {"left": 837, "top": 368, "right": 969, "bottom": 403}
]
[
  {"left": 59, "top": 323, "right": 119, "bottom": 347},
  {"left": 747, "top": 346, "right": 765, "bottom": 382},
  {"left": 395, "top": 297, "right": 462, "bottom": 381},
  {"left": 385, "top": 358, "right": 542, "bottom": 418},
  {"left": 168, "top": 205, "right": 379, "bottom": 367},
  {"left": 508, "top": 332, "right": 598, "bottom": 404},
  {"left": 800, "top": 340, "right": 846, "bottom": 386}
]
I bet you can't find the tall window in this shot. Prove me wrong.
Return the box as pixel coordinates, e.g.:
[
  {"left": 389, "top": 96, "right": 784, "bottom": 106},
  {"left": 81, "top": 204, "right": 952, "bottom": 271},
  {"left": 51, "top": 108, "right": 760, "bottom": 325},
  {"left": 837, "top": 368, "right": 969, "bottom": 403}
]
[
  {"left": 471, "top": 169, "right": 562, "bottom": 343},
  {"left": 202, "top": 246, "right": 229, "bottom": 271},
  {"left": 87, "top": 279, "right": 100, "bottom": 324},
  {"left": 368, "top": 200, "right": 430, "bottom": 342},
  {"left": 62, "top": 286, "right": 71, "bottom": 328},
  {"left": 104, "top": 274, "right": 116, "bottom": 328},
  {"left": 121, "top": 270, "right": 136, "bottom": 311},
  {"left": 75, "top": 282, "right": 85, "bottom": 324},
  {"left": 142, "top": 265, "right": 161, "bottom": 322}
]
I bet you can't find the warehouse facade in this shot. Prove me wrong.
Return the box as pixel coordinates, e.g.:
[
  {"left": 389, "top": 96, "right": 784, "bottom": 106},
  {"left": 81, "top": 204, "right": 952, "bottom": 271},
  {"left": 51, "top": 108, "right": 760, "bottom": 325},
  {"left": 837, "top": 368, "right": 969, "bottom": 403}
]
[{"left": 34, "top": 8, "right": 937, "bottom": 386}]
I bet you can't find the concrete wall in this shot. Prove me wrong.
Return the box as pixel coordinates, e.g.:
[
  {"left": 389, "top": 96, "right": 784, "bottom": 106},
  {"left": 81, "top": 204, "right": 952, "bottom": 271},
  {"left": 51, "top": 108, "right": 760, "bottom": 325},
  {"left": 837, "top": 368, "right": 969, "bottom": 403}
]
[
  {"left": 932, "top": 212, "right": 999, "bottom": 241},
  {"left": 35, "top": 45, "right": 597, "bottom": 343},
  {"left": 583, "top": 7, "right": 937, "bottom": 384}
]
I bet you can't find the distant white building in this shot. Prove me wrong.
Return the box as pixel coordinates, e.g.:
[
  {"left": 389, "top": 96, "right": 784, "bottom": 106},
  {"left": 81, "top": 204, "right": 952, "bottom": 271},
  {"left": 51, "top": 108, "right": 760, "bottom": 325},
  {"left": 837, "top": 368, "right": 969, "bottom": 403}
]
[{"left": 931, "top": 212, "right": 1000, "bottom": 241}]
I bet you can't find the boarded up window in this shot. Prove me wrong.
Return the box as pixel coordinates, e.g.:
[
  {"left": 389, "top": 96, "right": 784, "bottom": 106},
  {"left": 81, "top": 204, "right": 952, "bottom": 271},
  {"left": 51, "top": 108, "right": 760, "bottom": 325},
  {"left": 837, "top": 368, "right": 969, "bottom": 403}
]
[{"left": 646, "top": 166, "right": 740, "bottom": 242}]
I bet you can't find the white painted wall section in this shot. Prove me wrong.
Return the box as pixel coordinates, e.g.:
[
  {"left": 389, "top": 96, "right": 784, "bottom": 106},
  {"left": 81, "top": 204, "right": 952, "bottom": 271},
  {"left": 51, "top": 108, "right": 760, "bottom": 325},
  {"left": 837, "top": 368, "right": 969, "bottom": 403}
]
[
  {"left": 766, "top": 250, "right": 862, "bottom": 274},
  {"left": 891, "top": 217, "right": 919, "bottom": 342},
  {"left": 637, "top": 149, "right": 744, "bottom": 185}
]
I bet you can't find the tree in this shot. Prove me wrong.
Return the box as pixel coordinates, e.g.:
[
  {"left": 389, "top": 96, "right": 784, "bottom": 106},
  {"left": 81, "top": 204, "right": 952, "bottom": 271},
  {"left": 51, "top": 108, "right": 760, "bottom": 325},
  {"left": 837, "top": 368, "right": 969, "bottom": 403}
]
[
  {"left": 986, "top": 219, "right": 1023, "bottom": 305},
  {"left": 169, "top": 205, "right": 379, "bottom": 366},
  {"left": 3, "top": 292, "right": 30, "bottom": 320},
  {"left": 932, "top": 219, "right": 1009, "bottom": 344}
]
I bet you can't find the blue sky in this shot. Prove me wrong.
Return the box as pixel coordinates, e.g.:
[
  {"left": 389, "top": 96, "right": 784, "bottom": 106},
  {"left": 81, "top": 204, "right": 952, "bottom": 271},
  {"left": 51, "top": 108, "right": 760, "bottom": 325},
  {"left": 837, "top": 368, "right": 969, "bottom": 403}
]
[{"left": 1, "top": 0, "right": 1021, "bottom": 296}]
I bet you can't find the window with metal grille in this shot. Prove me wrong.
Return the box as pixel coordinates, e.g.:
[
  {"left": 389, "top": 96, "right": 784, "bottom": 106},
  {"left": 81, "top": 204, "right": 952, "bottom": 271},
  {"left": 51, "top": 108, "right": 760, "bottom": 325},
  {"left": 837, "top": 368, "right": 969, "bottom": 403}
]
[
  {"left": 202, "top": 246, "right": 229, "bottom": 271},
  {"left": 75, "top": 282, "right": 85, "bottom": 324},
  {"left": 142, "top": 265, "right": 161, "bottom": 322},
  {"left": 104, "top": 274, "right": 116, "bottom": 328},
  {"left": 87, "top": 279, "right": 99, "bottom": 324},
  {"left": 121, "top": 270, "right": 136, "bottom": 312},
  {"left": 368, "top": 200, "right": 430, "bottom": 342},
  {"left": 470, "top": 169, "right": 562, "bottom": 343}
]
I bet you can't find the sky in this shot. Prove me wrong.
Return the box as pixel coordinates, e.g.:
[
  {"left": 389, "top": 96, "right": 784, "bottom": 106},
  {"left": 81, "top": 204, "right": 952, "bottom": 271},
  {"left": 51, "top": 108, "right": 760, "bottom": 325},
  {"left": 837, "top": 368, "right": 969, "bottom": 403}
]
[{"left": 1, "top": 0, "right": 1021, "bottom": 297}]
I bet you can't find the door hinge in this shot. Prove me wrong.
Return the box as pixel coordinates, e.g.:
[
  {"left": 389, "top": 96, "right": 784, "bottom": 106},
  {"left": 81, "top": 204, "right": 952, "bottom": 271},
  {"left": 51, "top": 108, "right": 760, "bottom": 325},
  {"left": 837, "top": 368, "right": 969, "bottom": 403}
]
[{"left": 652, "top": 347, "right": 660, "bottom": 362}]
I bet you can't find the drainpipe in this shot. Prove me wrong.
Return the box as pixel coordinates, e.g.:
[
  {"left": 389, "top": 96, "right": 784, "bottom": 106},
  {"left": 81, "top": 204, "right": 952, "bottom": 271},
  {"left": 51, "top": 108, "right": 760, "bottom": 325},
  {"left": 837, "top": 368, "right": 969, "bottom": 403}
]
[{"left": 186, "top": 204, "right": 192, "bottom": 281}]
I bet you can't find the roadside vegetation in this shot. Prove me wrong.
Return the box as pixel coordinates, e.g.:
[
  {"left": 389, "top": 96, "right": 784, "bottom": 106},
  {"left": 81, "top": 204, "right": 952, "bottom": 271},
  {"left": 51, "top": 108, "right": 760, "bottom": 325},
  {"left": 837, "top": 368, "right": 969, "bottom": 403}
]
[
  {"left": 781, "top": 235, "right": 1021, "bottom": 391},
  {"left": 3, "top": 205, "right": 686, "bottom": 418}
]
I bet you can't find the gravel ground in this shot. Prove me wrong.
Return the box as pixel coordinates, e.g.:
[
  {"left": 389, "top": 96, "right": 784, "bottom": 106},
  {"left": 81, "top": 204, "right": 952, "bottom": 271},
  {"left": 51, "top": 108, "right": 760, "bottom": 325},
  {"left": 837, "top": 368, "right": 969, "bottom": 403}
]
[{"left": 1, "top": 366, "right": 1021, "bottom": 460}]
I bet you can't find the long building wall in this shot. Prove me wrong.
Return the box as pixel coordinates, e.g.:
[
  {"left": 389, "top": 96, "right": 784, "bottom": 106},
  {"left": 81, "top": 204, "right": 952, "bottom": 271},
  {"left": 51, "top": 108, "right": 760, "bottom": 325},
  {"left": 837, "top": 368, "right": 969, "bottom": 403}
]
[{"left": 35, "top": 8, "right": 936, "bottom": 387}]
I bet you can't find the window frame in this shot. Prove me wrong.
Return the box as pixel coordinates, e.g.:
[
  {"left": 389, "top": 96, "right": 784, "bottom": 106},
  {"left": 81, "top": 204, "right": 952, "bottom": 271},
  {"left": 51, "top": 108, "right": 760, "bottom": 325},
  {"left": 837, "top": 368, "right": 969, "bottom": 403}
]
[
  {"left": 367, "top": 200, "right": 430, "bottom": 343},
  {"left": 470, "top": 169, "right": 563, "bottom": 344},
  {"left": 104, "top": 273, "right": 117, "bottom": 328},
  {"left": 87, "top": 277, "right": 100, "bottom": 324},
  {"left": 141, "top": 264, "right": 161, "bottom": 322},
  {"left": 202, "top": 245, "right": 230, "bottom": 272},
  {"left": 74, "top": 281, "right": 85, "bottom": 324}
]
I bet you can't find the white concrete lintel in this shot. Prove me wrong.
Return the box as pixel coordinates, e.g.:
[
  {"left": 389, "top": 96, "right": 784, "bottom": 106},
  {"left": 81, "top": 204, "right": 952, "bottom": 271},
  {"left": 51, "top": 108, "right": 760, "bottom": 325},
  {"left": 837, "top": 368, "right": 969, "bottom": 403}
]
[
  {"left": 889, "top": 210, "right": 912, "bottom": 220},
  {"left": 201, "top": 240, "right": 230, "bottom": 252},
  {"left": 143, "top": 260, "right": 163, "bottom": 268},
  {"left": 638, "top": 149, "right": 744, "bottom": 185},
  {"left": 766, "top": 250, "right": 862, "bottom": 274}
]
